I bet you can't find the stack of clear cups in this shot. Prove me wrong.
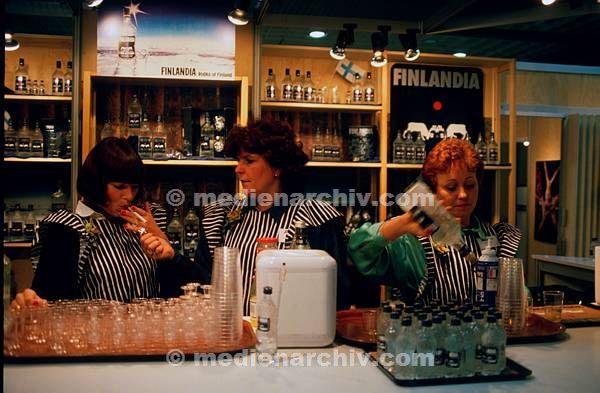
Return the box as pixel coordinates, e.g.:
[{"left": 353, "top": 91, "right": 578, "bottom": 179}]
[
  {"left": 496, "top": 257, "right": 528, "bottom": 335},
  {"left": 210, "top": 247, "right": 243, "bottom": 349}
]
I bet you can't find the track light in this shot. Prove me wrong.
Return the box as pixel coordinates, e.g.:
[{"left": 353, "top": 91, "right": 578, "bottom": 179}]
[
  {"left": 329, "top": 23, "right": 356, "bottom": 60},
  {"left": 228, "top": 0, "right": 250, "bottom": 26},
  {"left": 399, "top": 29, "right": 421, "bottom": 61},
  {"left": 5, "top": 32, "right": 20, "bottom": 52},
  {"left": 370, "top": 25, "right": 390, "bottom": 68},
  {"left": 84, "top": 0, "right": 104, "bottom": 8}
]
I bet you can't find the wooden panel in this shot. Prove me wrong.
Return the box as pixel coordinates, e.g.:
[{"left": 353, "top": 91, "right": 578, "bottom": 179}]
[
  {"left": 81, "top": 10, "right": 98, "bottom": 75},
  {"left": 235, "top": 25, "right": 254, "bottom": 87},
  {"left": 516, "top": 71, "right": 600, "bottom": 108}
]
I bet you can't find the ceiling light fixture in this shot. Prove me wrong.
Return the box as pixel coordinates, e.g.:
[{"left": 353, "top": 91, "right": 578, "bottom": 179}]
[
  {"left": 5, "top": 32, "right": 20, "bottom": 52},
  {"left": 84, "top": 0, "right": 104, "bottom": 8},
  {"left": 370, "top": 25, "right": 391, "bottom": 68},
  {"left": 228, "top": 0, "right": 250, "bottom": 26},
  {"left": 309, "top": 31, "right": 326, "bottom": 39},
  {"left": 399, "top": 29, "right": 421, "bottom": 62},
  {"left": 523, "top": 140, "right": 531, "bottom": 147},
  {"left": 541, "top": 0, "right": 557, "bottom": 5},
  {"left": 329, "top": 23, "right": 356, "bottom": 60}
]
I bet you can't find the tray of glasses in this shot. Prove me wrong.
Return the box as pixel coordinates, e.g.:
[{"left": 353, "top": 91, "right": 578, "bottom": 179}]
[
  {"left": 368, "top": 352, "right": 532, "bottom": 387},
  {"left": 506, "top": 313, "right": 566, "bottom": 344},
  {"left": 4, "top": 319, "right": 256, "bottom": 364}
]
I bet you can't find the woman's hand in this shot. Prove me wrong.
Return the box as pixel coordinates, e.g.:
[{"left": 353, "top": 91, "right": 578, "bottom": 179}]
[
  {"left": 11, "top": 288, "right": 47, "bottom": 309},
  {"left": 379, "top": 212, "right": 434, "bottom": 241},
  {"left": 121, "top": 202, "right": 168, "bottom": 240},
  {"left": 139, "top": 233, "right": 175, "bottom": 261}
]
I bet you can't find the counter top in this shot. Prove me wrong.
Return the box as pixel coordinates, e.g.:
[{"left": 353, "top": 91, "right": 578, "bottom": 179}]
[
  {"left": 532, "top": 254, "right": 595, "bottom": 270},
  {"left": 4, "top": 327, "right": 600, "bottom": 393}
]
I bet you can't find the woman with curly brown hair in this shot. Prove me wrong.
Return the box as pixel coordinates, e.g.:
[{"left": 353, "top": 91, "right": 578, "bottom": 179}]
[
  {"left": 142, "top": 120, "right": 350, "bottom": 312},
  {"left": 348, "top": 138, "right": 521, "bottom": 305}
]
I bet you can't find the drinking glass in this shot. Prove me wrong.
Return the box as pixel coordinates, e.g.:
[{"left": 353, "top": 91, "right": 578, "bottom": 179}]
[{"left": 543, "top": 290, "right": 564, "bottom": 323}]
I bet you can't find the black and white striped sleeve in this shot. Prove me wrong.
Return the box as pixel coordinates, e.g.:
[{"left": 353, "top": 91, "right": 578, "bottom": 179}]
[{"left": 493, "top": 222, "right": 521, "bottom": 258}]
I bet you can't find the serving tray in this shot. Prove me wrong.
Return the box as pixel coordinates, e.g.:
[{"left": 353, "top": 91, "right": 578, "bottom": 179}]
[{"left": 506, "top": 313, "right": 566, "bottom": 344}]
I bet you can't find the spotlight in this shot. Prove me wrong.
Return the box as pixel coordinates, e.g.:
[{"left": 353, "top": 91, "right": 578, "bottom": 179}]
[
  {"left": 309, "top": 31, "right": 326, "bottom": 39},
  {"left": 370, "top": 26, "right": 390, "bottom": 68},
  {"left": 5, "top": 32, "right": 19, "bottom": 52},
  {"left": 399, "top": 29, "right": 421, "bottom": 61},
  {"left": 84, "top": 0, "right": 104, "bottom": 8},
  {"left": 228, "top": 0, "right": 250, "bottom": 26},
  {"left": 453, "top": 52, "right": 467, "bottom": 58},
  {"left": 329, "top": 23, "right": 356, "bottom": 60},
  {"left": 523, "top": 140, "right": 530, "bottom": 147},
  {"left": 541, "top": 0, "right": 557, "bottom": 5}
]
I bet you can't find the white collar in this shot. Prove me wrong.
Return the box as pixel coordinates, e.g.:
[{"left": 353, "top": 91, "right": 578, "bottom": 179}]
[{"left": 75, "top": 201, "right": 104, "bottom": 219}]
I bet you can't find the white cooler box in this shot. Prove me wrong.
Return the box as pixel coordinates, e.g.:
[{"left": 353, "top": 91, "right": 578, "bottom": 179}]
[{"left": 256, "top": 249, "right": 337, "bottom": 347}]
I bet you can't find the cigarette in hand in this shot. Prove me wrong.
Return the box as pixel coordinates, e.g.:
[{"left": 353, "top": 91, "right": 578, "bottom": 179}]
[{"left": 129, "top": 207, "right": 148, "bottom": 235}]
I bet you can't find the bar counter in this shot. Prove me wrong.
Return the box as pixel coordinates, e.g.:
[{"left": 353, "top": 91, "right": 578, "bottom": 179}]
[{"left": 4, "top": 326, "right": 599, "bottom": 392}]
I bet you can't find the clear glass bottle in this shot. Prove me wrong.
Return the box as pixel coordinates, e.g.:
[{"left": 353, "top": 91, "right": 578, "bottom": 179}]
[
  {"left": 444, "top": 318, "right": 464, "bottom": 377},
  {"left": 3, "top": 255, "right": 11, "bottom": 314},
  {"left": 480, "top": 315, "right": 506, "bottom": 376},
  {"left": 323, "top": 127, "right": 333, "bottom": 160},
  {"left": 4, "top": 119, "right": 18, "bottom": 157},
  {"left": 393, "top": 317, "right": 416, "bottom": 380},
  {"left": 290, "top": 220, "right": 310, "bottom": 249},
  {"left": 461, "top": 315, "right": 478, "bottom": 377},
  {"left": 377, "top": 305, "right": 393, "bottom": 358},
  {"left": 384, "top": 311, "right": 401, "bottom": 374},
  {"left": 352, "top": 73, "right": 363, "bottom": 103},
  {"left": 46, "top": 124, "right": 60, "bottom": 158},
  {"left": 311, "top": 126, "right": 323, "bottom": 161},
  {"left": 52, "top": 60, "right": 64, "bottom": 95},
  {"left": 15, "top": 58, "right": 29, "bottom": 94},
  {"left": 364, "top": 71, "right": 375, "bottom": 103},
  {"left": 31, "top": 80, "right": 39, "bottom": 96},
  {"left": 30, "top": 121, "right": 44, "bottom": 158},
  {"left": 405, "top": 132, "right": 416, "bottom": 163},
  {"left": 331, "top": 127, "right": 342, "bottom": 161},
  {"left": 303, "top": 70, "right": 315, "bottom": 102},
  {"left": 16, "top": 120, "right": 32, "bottom": 158},
  {"left": 152, "top": 114, "right": 168, "bottom": 160},
  {"left": 51, "top": 184, "right": 67, "bottom": 212},
  {"left": 292, "top": 69, "right": 304, "bottom": 101},
  {"left": 250, "top": 238, "right": 279, "bottom": 328},
  {"left": 118, "top": 7, "right": 136, "bottom": 59},
  {"left": 24, "top": 205, "right": 36, "bottom": 242},
  {"left": 415, "top": 134, "right": 426, "bottom": 163},
  {"left": 9, "top": 203, "right": 25, "bottom": 242},
  {"left": 256, "top": 286, "right": 278, "bottom": 357},
  {"left": 100, "top": 118, "right": 114, "bottom": 140},
  {"left": 183, "top": 208, "right": 200, "bottom": 258},
  {"left": 127, "top": 94, "right": 142, "bottom": 139},
  {"left": 64, "top": 61, "right": 73, "bottom": 96},
  {"left": 138, "top": 113, "right": 153, "bottom": 159},
  {"left": 38, "top": 80, "right": 46, "bottom": 96},
  {"left": 281, "top": 68, "right": 293, "bottom": 101},
  {"left": 166, "top": 211, "right": 183, "bottom": 254},
  {"left": 415, "top": 319, "right": 437, "bottom": 379},
  {"left": 476, "top": 133, "right": 487, "bottom": 164},
  {"left": 487, "top": 131, "right": 499, "bottom": 165},
  {"left": 198, "top": 112, "right": 215, "bottom": 158},
  {"left": 392, "top": 130, "right": 406, "bottom": 164},
  {"left": 265, "top": 68, "right": 277, "bottom": 100}
]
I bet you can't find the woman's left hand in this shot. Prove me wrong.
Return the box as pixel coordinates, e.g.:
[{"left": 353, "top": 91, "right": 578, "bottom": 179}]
[
  {"left": 139, "top": 233, "right": 175, "bottom": 261},
  {"left": 121, "top": 203, "right": 168, "bottom": 240}
]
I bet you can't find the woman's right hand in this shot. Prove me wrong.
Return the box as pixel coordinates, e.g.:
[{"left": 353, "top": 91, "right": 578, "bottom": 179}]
[
  {"left": 379, "top": 212, "right": 433, "bottom": 241},
  {"left": 11, "top": 288, "right": 47, "bottom": 309},
  {"left": 139, "top": 233, "right": 175, "bottom": 261}
]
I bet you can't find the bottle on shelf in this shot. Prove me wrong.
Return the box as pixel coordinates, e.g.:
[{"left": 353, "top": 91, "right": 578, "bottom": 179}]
[
  {"left": 476, "top": 133, "right": 488, "bottom": 164},
  {"left": 352, "top": 73, "right": 363, "bottom": 103},
  {"left": 292, "top": 69, "right": 304, "bottom": 101},
  {"left": 127, "top": 94, "right": 142, "bottom": 148},
  {"left": 323, "top": 127, "right": 333, "bottom": 160},
  {"left": 281, "top": 68, "right": 293, "bottom": 101},
  {"left": 31, "top": 80, "right": 39, "bottom": 95},
  {"left": 14, "top": 58, "right": 29, "bottom": 95},
  {"left": 415, "top": 134, "right": 426, "bottom": 163},
  {"left": 118, "top": 7, "right": 136, "bottom": 59},
  {"left": 38, "top": 80, "right": 46, "bottom": 96},
  {"left": 183, "top": 208, "right": 200, "bottom": 259},
  {"left": 364, "top": 71, "right": 375, "bottom": 103},
  {"left": 138, "top": 113, "right": 153, "bottom": 159},
  {"left": 152, "top": 115, "right": 168, "bottom": 160},
  {"left": 331, "top": 127, "right": 342, "bottom": 161},
  {"left": 4, "top": 255, "right": 11, "bottom": 313},
  {"left": 64, "top": 61, "right": 73, "bottom": 96},
  {"left": 445, "top": 318, "right": 464, "bottom": 377},
  {"left": 51, "top": 183, "right": 67, "bottom": 212},
  {"left": 487, "top": 131, "right": 499, "bottom": 165},
  {"left": 392, "top": 130, "right": 406, "bottom": 164},
  {"left": 166, "top": 211, "right": 183, "bottom": 254},
  {"left": 265, "top": 68, "right": 277, "bottom": 101},
  {"left": 405, "top": 132, "right": 416, "bottom": 163},
  {"left": 4, "top": 119, "right": 18, "bottom": 157},
  {"left": 45, "top": 124, "right": 60, "bottom": 158},
  {"left": 311, "top": 126, "right": 324, "bottom": 161},
  {"left": 24, "top": 205, "right": 36, "bottom": 242},
  {"left": 16, "top": 120, "right": 32, "bottom": 158},
  {"left": 3, "top": 205, "right": 9, "bottom": 243},
  {"left": 51, "top": 60, "right": 64, "bottom": 96},
  {"left": 198, "top": 112, "right": 215, "bottom": 158},
  {"left": 100, "top": 118, "right": 114, "bottom": 140},
  {"left": 9, "top": 203, "right": 25, "bottom": 243},
  {"left": 62, "top": 119, "right": 72, "bottom": 159},
  {"left": 290, "top": 220, "right": 310, "bottom": 249},
  {"left": 256, "top": 286, "right": 278, "bottom": 358},
  {"left": 30, "top": 121, "right": 44, "bottom": 158},
  {"left": 303, "top": 71, "right": 315, "bottom": 102}
]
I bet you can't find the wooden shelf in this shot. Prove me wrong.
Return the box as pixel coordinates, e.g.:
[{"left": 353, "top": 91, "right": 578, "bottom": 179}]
[
  {"left": 306, "top": 161, "right": 381, "bottom": 168},
  {"left": 4, "top": 157, "right": 71, "bottom": 163},
  {"left": 483, "top": 164, "right": 513, "bottom": 170},
  {"left": 261, "top": 101, "right": 382, "bottom": 112},
  {"left": 4, "top": 242, "right": 33, "bottom": 248},
  {"left": 142, "top": 159, "right": 237, "bottom": 167},
  {"left": 5, "top": 94, "right": 72, "bottom": 102},
  {"left": 387, "top": 163, "right": 513, "bottom": 170}
]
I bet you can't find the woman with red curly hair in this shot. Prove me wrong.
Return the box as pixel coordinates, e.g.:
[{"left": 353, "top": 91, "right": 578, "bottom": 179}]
[{"left": 348, "top": 139, "right": 520, "bottom": 305}]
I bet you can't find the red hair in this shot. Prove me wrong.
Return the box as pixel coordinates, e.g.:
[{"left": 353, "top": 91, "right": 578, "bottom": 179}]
[{"left": 421, "top": 139, "right": 483, "bottom": 190}]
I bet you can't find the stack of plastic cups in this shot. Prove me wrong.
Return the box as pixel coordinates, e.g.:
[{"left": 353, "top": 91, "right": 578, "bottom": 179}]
[
  {"left": 496, "top": 257, "right": 527, "bottom": 335},
  {"left": 211, "top": 247, "right": 243, "bottom": 349}
]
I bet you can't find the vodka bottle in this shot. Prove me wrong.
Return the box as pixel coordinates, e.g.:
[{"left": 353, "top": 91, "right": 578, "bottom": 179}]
[
  {"left": 323, "top": 127, "right": 333, "bottom": 160},
  {"left": 3, "top": 205, "right": 9, "bottom": 243},
  {"left": 384, "top": 311, "right": 401, "bottom": 374},
  {"left": 461, "top": 315, "right": 477, "bottom": 377},
  {"left": 290, "top": 220, "right": 310, "bottom": 249},
  {"left": 16, "top": 120, "right": 32, "bottom": 158},
  {"left": 487, "top": 131, "right": 499, "bottom": 164},
  {"left": 38, "top": 80, "right": 46, "bottom": 96},
  {"left": 166, "top": 212, "right": 183, "bottom": 254},
  {"left": 64, "top": 61, "right": 73, "bottom": 96},
  {"left": 473, "top": 311, "right": 485, "bottom": 363},
  {"left": 213, "top": 112, "right": 226, "bottom": 158},
  {"left": 118, "top": 7, "right": 136, "bottom": 59},
  {"left": 281, "top": 68, "right": 293, "bottom": 100},
  {"left": 24, "top": 205, "right": 36, "bottom": 242},
  {"left": 15, "top": 58, "right": 29, "bottom": 94},
  {"left": 415, "top": 134, "right": 426, "bottom": 163},
  {"left": 46, "top": 124, "right": 60, "bottom": 158},
  {"left": 265, "top": 68, "right": 277, "bottom": 100},
  {"left": 445, "top": 318, "right": 464, "bottom": 377},
  {"left": 311, "top": 126, "right": 324, "bottom": 161},
  {"left": 303, "top": 71, "right": 315, "bottom": 102},
  {"left": 432, "top": 315, "right": 447, "bottom": 378},
  {"left": 405, "top": 132, "right": 416, "bottom": 163},
  {"left": 476, "top": 133, "right": 487, "bottom": 164},
  {"left": 52, "top": 61, "right": 64, "bottom": 95},
  {"left": 331, "top": 127, "right": 342, "bottom": 161},
  {"left": 183, "top": 208, "right": 200, "bottom": 258},
  {"left": 138, "top": 113, "right": 153, "bottom": 159},
  {"left": 292, "top": 69, "right": 304, "bottom": 101},
  {"left": 152, "top": 115, "right": 168, "bottom": 160},
  {"left": 3, "top": 255, "right": 10, "bottom": 314},
  {"left": 4, "top": 120, "right": 18, "bottom": 157},
  {"left": 31, "top": 121, "right": 44, "bottom": 157},
  {"left": 256, "top": 286, "right": 278, "bottom": 357},
  {"left": 100, "top": 119, "right": 114, "bottom": 140},
  {"left": 62, "top": 119, "right": 72, "bottom": 159},
  {"left": 10, "top": 204, "right": 25, "bottom": 242},
  {"left": 364, "top": 71, "right": 375, "bottom": 103},
  {"left": 376, "top": 305, "right": 393, "bottom": 358},
  {"left": 198, "top": 112, "right": 215, "bottom": 158},
  {"left": 127, "top": 94, "right": 142, "bottom": 137},
  {"left": 393, "top": 317, "right": 416, "bottom": 380},
  {"left": 352, "top": 73, "right": 363, "bottom": 103},
  {"left": 480, "top": 315, "right": 506, "bottom": 376},
  {"left": 415, "top": 319, "right": 437, "bottom": 379},
  {"left": 51, "top": 184, "right": 67, "bottom": 212}
]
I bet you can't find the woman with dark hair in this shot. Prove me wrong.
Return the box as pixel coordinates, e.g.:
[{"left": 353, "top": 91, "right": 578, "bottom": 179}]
[
  {"left": 13, "top": 137, "right": 174, "bottom": 306},
  {"left": 142, "top": 120, "right": 350, "bottom": 313},
  {"left": 348, "top": 138, "right": 521, "bottom": 305}
]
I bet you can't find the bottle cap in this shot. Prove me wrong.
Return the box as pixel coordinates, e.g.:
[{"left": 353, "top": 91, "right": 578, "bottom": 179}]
[
  {"left": 463, "top": 315, "right": 473, "bottom": 323},
  {"left": 390, "top": 311, "right": 401, "bottom": 319},
  {"left": 422, "top": 319, "right": 432, "bottom": 327},
  {"left": 401, "top": 317, "right": 412, "bottom": 326},
  {"left": 383, "top": 305, "right": 392, "bottom": 313},
  {"left": 263, "top": 286, "right": 273, "bottom": 295},
  {"left": 451, "top": 318, "right": 461, "bottom": 326}
]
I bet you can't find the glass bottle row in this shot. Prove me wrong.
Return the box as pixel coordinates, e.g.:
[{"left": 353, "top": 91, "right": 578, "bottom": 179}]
[{"left": 14, "top": 58, "right": 73, "bottom": 96}]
